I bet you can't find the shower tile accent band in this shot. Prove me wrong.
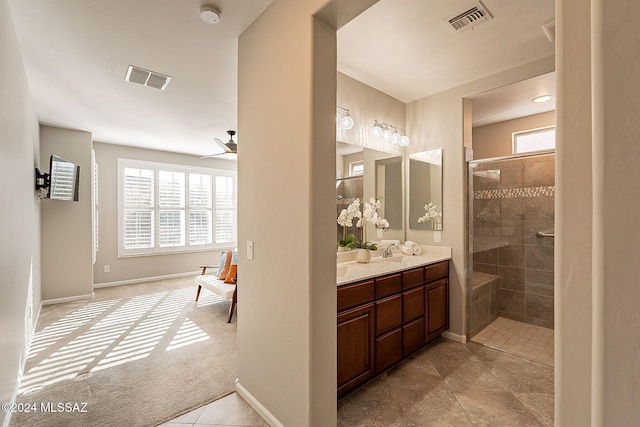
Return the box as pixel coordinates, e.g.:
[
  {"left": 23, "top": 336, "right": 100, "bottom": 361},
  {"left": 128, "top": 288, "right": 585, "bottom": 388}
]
[{"left": 474, "top": 186, "right": 555, "bottom": 200}]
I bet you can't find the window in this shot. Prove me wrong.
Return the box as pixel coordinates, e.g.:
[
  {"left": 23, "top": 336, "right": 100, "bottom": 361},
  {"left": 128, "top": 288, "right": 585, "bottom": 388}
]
[
  {"left": 118, "top": 159, "right": 236, "bottom": 256},
  {"left": 350, "top": 161, "right": 364, "bottom": 176},
  {"left": 512, "top": 126, "right": 556, "bottom": 154}
]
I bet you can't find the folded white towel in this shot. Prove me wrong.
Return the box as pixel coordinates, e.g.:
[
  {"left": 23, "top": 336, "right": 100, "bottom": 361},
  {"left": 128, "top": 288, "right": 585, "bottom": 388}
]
[
  {"left": 413, "top": 246, "right": 422, "bottom": 256},
  {"left": 401, "top": 245, "right": 413, "bottom": 256},
  {"left": 404, "top": 240, "right": 417, "bottom": 249}
]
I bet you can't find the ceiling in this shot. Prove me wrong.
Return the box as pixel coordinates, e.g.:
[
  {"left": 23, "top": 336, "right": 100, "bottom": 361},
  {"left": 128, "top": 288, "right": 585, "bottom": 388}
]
[{"left": 8, "top": 0, "right": 555, "bottom": 157}]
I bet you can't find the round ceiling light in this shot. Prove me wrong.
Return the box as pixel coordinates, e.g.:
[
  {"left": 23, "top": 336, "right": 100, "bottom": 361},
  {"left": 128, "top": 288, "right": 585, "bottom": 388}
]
[
  {"left": 200, "top": 6, "right": 221, "bottom": 24},
  {"left": 532, "top": 95, "right": 553, "bottom": 103}
]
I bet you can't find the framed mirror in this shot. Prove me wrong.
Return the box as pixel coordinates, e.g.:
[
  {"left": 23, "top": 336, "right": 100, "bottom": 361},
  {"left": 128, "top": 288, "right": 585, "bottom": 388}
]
[
  {"left": 409, "top": 149, "right": 443, "bottom": 230},
  {"left": 337, "top": 142, "right": 404, "bottom": 243}
]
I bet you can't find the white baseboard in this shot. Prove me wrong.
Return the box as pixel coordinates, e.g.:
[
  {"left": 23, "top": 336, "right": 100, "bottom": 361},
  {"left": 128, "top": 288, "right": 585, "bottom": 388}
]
[
  {"left": 41, "top": 292, "right": 95, "bottom": 306},
  {"left": 442, "top": 330, "right": 467, "bottom": 343},
  {"left": 235, "top": 380, "right": 284, "bottom": 427},
  {"left": 93, "top": 271, "right": 201, "bottom": 289}
]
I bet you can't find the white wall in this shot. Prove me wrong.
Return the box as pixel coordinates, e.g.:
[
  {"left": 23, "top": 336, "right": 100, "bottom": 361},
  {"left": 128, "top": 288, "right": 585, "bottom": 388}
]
[
  {"left": 237, "top": 0, "right": 348, "bottom": 424},
  {"left": 92, "top": 142, "right": 236, "bottom": 284},
  {"left": 556, "top": 0, "right": 640, "bottom": 423},
  {"left": 406, "top": 55, "right": 556, "bottom": 339},
  {"left": 40, "top": 126, "right": 93, "bottom": 301},
  {"left": 0, "top": 0, "right": 41, "bottom": 424}
]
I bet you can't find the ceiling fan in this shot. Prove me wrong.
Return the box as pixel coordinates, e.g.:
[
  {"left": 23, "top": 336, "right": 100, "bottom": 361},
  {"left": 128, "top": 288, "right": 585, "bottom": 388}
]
[{"left": 201, "top": 130, "right": 237, "bottom": 157}]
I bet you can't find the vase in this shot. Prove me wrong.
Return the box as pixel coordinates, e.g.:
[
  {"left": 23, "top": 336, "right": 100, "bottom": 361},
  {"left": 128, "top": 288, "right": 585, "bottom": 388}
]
[
  {"left": 337, "top": 246, "right": 349, "bottom": 252},
  {"left": 355, "top": 248, "right": 371, "bottom": 263}
]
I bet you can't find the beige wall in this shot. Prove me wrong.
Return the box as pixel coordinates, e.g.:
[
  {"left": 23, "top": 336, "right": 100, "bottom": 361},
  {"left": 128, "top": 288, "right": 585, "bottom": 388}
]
[
  {"left": 92, "top": 142, "right": 236, "bottom": 285},
  {"left": 337, "top": 72, "right": 405, "bottom": 155},
  {"left": 0, "top": 0, "right": 41, "bottom": 423},
  {"left": 40, "top": 126, "right": 94, "bottom": 301},
  {"left": 237, "top": 0, "right": 345, "bottom": 424},
  {"left": 472, "top": 111, "right": 556, "bottom": 159},
  {"left": 556, "top": 0, "right": 640, "bottom": 423},
  {"left": 406, "top": 55, "right": 556, "bottom": 339}
]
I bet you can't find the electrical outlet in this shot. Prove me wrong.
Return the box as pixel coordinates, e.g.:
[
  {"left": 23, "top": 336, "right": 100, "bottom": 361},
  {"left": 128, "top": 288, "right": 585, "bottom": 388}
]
[
  {"left": 104, "top": 265, "right": 110, "bottom": 273},
  {"left": 434, "top": 231, "right": 442, "bottom": 243}
]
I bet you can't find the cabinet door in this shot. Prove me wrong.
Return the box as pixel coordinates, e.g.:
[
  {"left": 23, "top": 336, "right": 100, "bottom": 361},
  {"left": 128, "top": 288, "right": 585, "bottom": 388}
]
[
  {"left": 375, "top": 294, "right": 402, "bottom": 336},
  {"left": 337, "top": 303, "right": 375, "bottom": 398},
  {"left": 375, "top": 328, "right": 402, "bottom": 373},
  {"left": 403, "top": 317, "right": 425, "bottom": 356},
  {"left": 425, "top": 279, "right": 449, "bottom": 342}
]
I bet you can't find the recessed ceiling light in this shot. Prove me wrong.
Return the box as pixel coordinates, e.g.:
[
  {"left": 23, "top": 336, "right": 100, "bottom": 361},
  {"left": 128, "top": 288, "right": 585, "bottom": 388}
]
[{"left": 532, "top": 95, "right": 553, "bottom": 103}]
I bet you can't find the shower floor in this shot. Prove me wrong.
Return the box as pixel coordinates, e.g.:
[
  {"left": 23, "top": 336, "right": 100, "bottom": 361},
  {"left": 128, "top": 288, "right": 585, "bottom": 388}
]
[{"left": 471, "top": 317, "right": 554, "bottom": 366}]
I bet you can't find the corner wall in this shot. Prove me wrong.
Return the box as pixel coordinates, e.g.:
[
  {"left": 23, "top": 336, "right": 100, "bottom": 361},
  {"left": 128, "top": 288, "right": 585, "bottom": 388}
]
[
  {"left": 39, "top": 126, "right": 93, "bottom": 301},
  {"left": 0, "top": 0, "right": 41, "bottom": 424}
]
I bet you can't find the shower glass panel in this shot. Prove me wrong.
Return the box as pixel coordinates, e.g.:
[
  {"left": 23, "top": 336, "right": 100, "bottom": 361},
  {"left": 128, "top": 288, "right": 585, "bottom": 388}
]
[{"left": 468, "top": 152, "right": 555, "bottom": 338}]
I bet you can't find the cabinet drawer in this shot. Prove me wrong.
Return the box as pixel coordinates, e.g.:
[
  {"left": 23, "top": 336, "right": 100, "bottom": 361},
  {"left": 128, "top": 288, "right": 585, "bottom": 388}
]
[
  {"left": 425, "top": 261, "right": 449, "bottom": 282},
  {"left": 375, "top": 273, "right": 401, "bottom": 299},
  {"left": 375, "top": 294, "right": 402, "bottom": 336},
  {"left": 402, "top": 267, "right": 424, "bottom": 290},
  {"left": 375, "top": 328, "right": 402, "bottom": 373},
  {"left": 403, "top": 286, "right": 424, "bottom": 322},
  {"left": 403, "top": 317, "right": 425, "bottom": 357},
  {"left": 338, "top": 280, "right": 374, "bottom": 312}
]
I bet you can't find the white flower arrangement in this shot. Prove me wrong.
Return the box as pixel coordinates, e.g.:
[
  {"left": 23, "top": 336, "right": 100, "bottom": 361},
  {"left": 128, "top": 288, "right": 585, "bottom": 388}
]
[
  {"left": 417, "top": 202, "right": 441, "bottom": 225},
  {"left": 337, "top": 197, "right": 388, "bottom": 250}
]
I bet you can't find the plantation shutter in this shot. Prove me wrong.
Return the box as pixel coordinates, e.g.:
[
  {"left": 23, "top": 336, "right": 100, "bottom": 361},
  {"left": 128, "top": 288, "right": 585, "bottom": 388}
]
[
  {"left": 123, "top": 167, "right": 154, "bottom": 249},
  {"left": 188, "top": 173, "right": 213, "bottom": 245},
  {"left": 158, "top": 171, "right": 185, "bottom": 247},
  {"left": 214, "top": 175, "right": 236, "bottom": 244}
]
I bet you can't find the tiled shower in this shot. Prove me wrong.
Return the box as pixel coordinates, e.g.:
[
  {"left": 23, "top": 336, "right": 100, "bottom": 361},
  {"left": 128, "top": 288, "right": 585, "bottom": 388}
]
[{"left": 468, "top": 152, "right": 555, "bottom": 339}]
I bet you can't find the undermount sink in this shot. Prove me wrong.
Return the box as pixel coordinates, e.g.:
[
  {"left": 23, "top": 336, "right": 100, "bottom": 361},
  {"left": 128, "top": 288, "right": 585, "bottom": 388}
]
[
  {"left": 371, "top": 255, "right": 414, "bottom": 264},
  {"left": 337, "top": 265, "right": 350, "bottom": 278}
]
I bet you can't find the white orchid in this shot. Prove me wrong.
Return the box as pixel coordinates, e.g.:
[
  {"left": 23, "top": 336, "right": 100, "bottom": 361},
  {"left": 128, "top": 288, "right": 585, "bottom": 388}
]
[
  {"left": 337, "top": 198, "right": 362, "bottom": 227},
  {"left": 337, "top": 196, "right": 389, "bottom": 249},
  {"left": 417, "top": 202, "right": 441, "bottom": 224}
]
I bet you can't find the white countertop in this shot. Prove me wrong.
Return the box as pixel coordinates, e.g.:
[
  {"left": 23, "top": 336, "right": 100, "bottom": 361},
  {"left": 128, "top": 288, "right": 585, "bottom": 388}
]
[{"left": 337, "top": 245, "right": 452, "bottom": 286}]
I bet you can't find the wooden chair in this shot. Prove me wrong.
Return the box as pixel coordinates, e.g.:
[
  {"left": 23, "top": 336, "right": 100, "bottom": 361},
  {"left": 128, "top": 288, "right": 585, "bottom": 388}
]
[{"left": 195, "top": 265, "right": 237, "bottom": 323}]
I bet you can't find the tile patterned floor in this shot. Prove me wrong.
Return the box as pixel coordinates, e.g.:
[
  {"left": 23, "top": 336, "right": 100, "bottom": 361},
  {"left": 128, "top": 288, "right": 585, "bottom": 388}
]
[
  {"left": 161, "top": 337, "right": 554, "bottom": 427},
  {"left": 471, "top": 317, "right": 554, "bottom": 366}
]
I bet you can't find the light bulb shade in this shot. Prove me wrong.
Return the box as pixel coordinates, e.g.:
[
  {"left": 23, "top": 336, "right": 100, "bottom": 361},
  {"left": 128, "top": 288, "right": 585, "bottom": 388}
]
[
  {"left": 399, "top": 135, "right": 410, "bottom": 146},
  {"left": 370, "top": 121, "right": 383, "bottom": 138},
  {"left": 340, "top": 112, "right": 354, "bottom": 130},
  {"left": 391, "top": 129, "right": 401, "bottom": 144},
  {"left": 382, "top": 125, "right": 392, "bottom": 140}
]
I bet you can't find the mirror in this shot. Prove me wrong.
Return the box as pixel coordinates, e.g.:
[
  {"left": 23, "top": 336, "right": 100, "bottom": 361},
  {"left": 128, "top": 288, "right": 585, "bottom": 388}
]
[
  {"left": 409, "top": 149, "right": 443, "bottom": 230},
  {"left": 337, "top": 142, "right": 404, "bottom": 243}
]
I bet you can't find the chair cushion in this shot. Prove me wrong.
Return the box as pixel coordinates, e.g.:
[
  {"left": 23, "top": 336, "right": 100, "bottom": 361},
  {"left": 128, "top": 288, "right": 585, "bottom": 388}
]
[{"left": 196, "top": 275, "right": 236, "bottom": 300}]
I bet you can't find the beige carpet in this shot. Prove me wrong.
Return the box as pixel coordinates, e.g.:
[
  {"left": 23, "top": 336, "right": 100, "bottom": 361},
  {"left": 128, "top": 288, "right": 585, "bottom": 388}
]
[{"left": 11, "top": 277, "right": 237, "bottom": 427}]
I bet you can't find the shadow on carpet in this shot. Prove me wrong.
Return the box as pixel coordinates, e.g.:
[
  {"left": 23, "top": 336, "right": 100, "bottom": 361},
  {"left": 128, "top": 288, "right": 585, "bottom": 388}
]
[{"left": 11, "top": 277, "right": 237, "bottom": 427}]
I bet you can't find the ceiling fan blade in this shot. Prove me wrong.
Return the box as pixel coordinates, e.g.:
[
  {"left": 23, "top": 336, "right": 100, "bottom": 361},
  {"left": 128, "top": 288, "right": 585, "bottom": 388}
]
[{"left": 214, "top": 137, "right": 229, "bottom": 152}]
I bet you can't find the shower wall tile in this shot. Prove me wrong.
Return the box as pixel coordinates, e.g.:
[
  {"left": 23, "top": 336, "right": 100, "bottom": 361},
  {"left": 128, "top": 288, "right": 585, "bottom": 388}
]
[
  {"left": 498, "top": 266, "right": 525, "bottom": 292},
  {"left": 526, "top": 294, "right": 554, "bottom": 327},
  {"left": 523, "top": 155, "right": 555, "bottom": 187},
  {"left": 525, "top": 282, "right": 554, "bottom": 297},
  {"left": 498, "top": 244, "right": 525, "bottom": 268},
  {"left": 525, "top": 197, "right": 555, "bottom": 222},
  {"left": 526, "top": 245, "right": 554, "bottom": 272},
  {"left": 500, "top": 311, "right": 526, "bottom": 323},
  {"left": 524, "top": 221, "right": 555, "bottom": 246},
  {"left": 526, "top": 269, "right": 554, "bottom": 286},
  {"left": 474, "top": 263, "right": 499, "bottom": 276},
  {"left": 498, "top": 289, "right": 525, "bottom": 315},
  {"left": 474, "top": 242, "right": 499, "bottom": 264},
  {"left": 500, "top": 220, "right": 525, "bottom": 244}
]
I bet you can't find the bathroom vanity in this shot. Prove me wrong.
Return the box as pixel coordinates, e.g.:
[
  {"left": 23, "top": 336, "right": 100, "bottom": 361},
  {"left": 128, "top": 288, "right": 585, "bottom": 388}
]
[{"left": 336, "top": 247, "right": 451, "bottom": 398}]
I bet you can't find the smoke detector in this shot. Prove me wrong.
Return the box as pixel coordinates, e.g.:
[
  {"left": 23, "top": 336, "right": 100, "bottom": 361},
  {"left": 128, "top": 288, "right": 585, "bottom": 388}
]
[
  {"left": 200, "top": 6, "right": 221, "bottom": 24},
  {"left": 443, "top": 1, "right": 494, "bottom": 34}
]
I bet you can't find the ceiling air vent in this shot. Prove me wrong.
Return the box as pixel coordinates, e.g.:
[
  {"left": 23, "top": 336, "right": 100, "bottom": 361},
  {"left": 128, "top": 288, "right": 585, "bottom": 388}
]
[
  {"left": 443, "top": 1, "right": 494, "bottom": 34},
  {"left": 125, "top": 65, "right": 171, "bottom": 90}
]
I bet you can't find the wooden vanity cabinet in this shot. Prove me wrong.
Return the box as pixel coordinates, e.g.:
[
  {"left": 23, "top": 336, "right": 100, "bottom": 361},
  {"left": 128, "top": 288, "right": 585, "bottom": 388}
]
[{"left": 337, "top": 261, "right": 449, "bottom": 398}]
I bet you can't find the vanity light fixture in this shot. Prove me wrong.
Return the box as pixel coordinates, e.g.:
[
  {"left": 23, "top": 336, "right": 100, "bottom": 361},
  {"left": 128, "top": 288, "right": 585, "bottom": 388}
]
[
  {"left": 532, "top": 95, "right": 553, "bottom": 103},
  {"left": 370, "top": 120, "right": 410, "bottom": 147},
  {"left": 336, "top": 106, "right": 354, "bottom": 130}
]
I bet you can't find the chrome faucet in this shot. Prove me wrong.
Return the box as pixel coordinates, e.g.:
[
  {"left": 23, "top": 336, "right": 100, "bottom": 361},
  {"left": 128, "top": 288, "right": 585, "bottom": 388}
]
[{"left": 383, "top": 243, "right": 399, "bottom": 258}]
